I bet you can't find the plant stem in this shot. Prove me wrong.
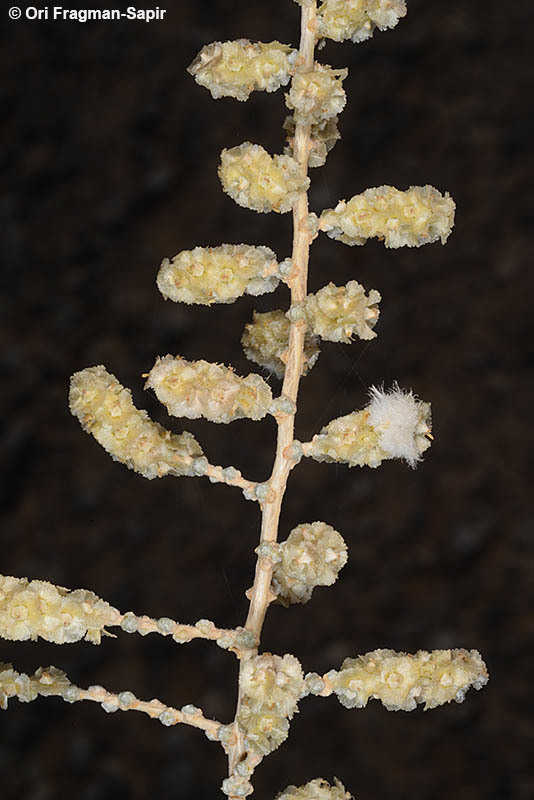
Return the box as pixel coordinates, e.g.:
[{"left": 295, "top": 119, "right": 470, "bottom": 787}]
[{"left": 227, "top": 0, "right": 317, "bottom": 781}]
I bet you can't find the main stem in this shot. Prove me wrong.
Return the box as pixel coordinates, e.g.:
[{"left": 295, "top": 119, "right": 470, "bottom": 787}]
[{"left": 227, "top": 0, "right": 317, "bottom": 778}]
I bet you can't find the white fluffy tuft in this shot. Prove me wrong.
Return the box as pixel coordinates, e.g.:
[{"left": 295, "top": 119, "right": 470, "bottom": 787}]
[{"left": 366, "top": 384, "right": 431, "bottom": 467}]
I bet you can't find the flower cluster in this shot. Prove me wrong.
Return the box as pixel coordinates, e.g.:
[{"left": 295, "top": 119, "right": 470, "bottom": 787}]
[
  {"left": 272, "top": 522, "right": 348, "bottom": 606},
  {"left": 69, "top": 366, "right": 203, "bottom": 479},
  {"left": 284, "top": 115, "right": 341, "bottom": 168},
  {"left": 329, "top": 648, "right": 488, "bottom": 711},
  {"left": 1, "top": 664, "right": 76, "bottom": 709},
  {"left": 276, "top": 778, "right": 352, "bottom": 800},
  {"left": 188, "top": 40, "right": 296, "bottom": 102},
  {"left": 302, "top": 280, "right": 381, "bottom": 343},
  {"left": 320, "top": 185, "right": 455, "bottom": 248},
  {"left": 306, "top": 386, "right": 432, "bottom": 469},
  {"left": 157, "top": 244, "right": 279, "bottom": 306},
  {"left": 237, "top": 654, "right": 304, "bottom": 755},
  {"left": 316, "top": 0, "right": 407, "bottom": 44},
  {"left": 241, "top": 310, "right": 320, "bottom": 378},
  {"left": 219, "top": 143, "right": 310, "bottom": 213},
  {"left": 286, "top": 65, "right": 347, "bottom": 125},
  {"left": 146, "top": 355, "right": 273, "bottom": 424},
  {"left": 0, "top": 576, "right": 119, "bottom": 645}
]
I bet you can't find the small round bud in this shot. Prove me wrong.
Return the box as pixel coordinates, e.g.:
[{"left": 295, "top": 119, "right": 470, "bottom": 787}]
[
  {"left": 304, "top": 672, "right": 326, "bottom": 695},
  {"left": 269, "top": 395, "right": 296, "bottom": 417},
  {"left": 63, "top": 685, "right": 81, "bottom": 703},
  {"left": 284, "top": 440, "right": 303, "bottom": 464},
  {"left": 159, "top": 709, "right": 176, "bottom": 727},
  {"left": 181, "top": 704, "right": 199, "bottom": 716},
  {"left": 223, "top": 466, "right": 239, "bottom": 482},
  {"left": 120, "top": 613, "right": 138, "bottom": 634},
  {"left": 195, "top": 619, "right": 215, "bottom": 635},
  {"left": 254, "top": 483, "right": 271, "bottom": 502},
  {"left": 205, "top": 726, "right": 221, "bottom": 742},
  {"left": 303, "top": 212, "right": 319, "bottom": 234},
  {"left": 286, "top": 304, "right": 306, "bottom": 322},
  {"left": 157, "top": 617, "right": 176, "bottom": 634},
  {"left": 235, "top": 628, "right": 258, "bottom": 649},
  {"left": 101, "top": 697, "right": 119, "bottom": 713},
  {"left": 255, "top": 542, "right": 282, "bottom": 563},
  {"left": 217, "top": 633, "right": 235, "bottom": 649},
  {"left": 118, "top": 691, "right": 136, "bottom": 709},
  {"left": 192, "top": 457, "right": 209, "bottom": 476},
  {"left": 173, "top": 627, "right": 195, "bottom": 644},
  {"left": 218, "top": 724, "right": 236, "bottom": 746},
  {"left": 278, "top": 258, "right": 293, "bottom": 277}
]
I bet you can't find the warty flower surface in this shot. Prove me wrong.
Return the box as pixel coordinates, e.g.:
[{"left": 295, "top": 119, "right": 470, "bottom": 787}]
[
  {"left": 277, "top": 778, "right": 352, "bottom": 800},
  {"left": 157, "top": 244, "right": 279, "bottom": 306},
  {"left": 284, "top": 115, "right": 341, "bottom": 168},
  {"left": 303, "top": 280, "right": 381, "bottom": 343},
  {"left": 237, "top": 653, "right": 304, "bottom": 754},
  {"left": 188, "top": 40, "right": 296, "bottom": 101},
  {"left": 316, "top": 0, "right": 407, "bottom": 44},
  {"left": 286, "top": 64, "right": 347, "bottom": 125},
  {"left": 241, "top": 309, "right": 320, "bottom": 378},
  {"left": 307, "top": 386, "right": 432, "bottom": 468},
  {"left": 69, "top": 366, "right": 203, "bottom": 479},
  {"left": 146, "top": 355, "right": 273, "bottom": 423},
  {"left": 320, "top": 185, "right": 455, "bottom": 248},
  {"left": 0, "top": 575, "right": 119, "bottom": 645},
  {"left": 219, "top": 142, "right": 310, "bottom": 214},
  {"left": 272, "top": 522, "right": 348, "bottom": 606},
  {"left": 330, "top": 648, "right": 488, "bottom": 711}
]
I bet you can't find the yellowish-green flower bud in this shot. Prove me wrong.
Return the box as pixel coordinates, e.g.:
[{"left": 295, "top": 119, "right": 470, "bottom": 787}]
[
  {"left": 330, "top": 648, "right": 488, "bottom": 711},
  {"left": 157, "top": 244, "right": 279, "bottom": 306},
  {"left": 284, "top": 115, "right": 341, "bottom": 168},
  {"left": 276, "top": 778, "right": 352, "bottom": 800},
  {"left": 241, "top": 310, "right": 320, "bottom": 378},
  {"left": 237, "top": 707, "right": 290, "bottom": 755},
  {"left": 188, "top": 40, "right": 297, "bottom": 102},
  {"left": 239, "top": 653, "right": 304, "bottom": 716},
  {"left": 146, "top": 355, "right": 273, "bottom": 424},
  {"left": 273, "top": 522, "right": 347, "bottom": 606},
  {"left": 219, "top": 143, "right": 310, "bottom": 214},
  {"left": 69, "top": 366, "right": 203, "bottom": 479},
  {"left": 320, "top": 185, "right": 455, "bottom": 248},
  {"left": 286, "top": 65, "right": 347, "bottom": 125},
  {"left": 317, "top": 0, "right": 407, "bottom": 44},
  {"left": 0, "top": 575, "right": 120, "bottom": 645},
  {"left": 0, "top": 664, "right": 76, "bottom": 709},
  {"left": 303, "top": 281, "right": 381, "bottom": 343},
  {"left": 237, "top": 653, "right": 304, "bottom": 755},
  {"left": 307, "top": 386, "right": 432, "bottom": 468}
]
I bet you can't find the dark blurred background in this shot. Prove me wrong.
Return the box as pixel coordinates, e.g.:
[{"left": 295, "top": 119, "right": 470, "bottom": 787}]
[{"left": 1, "top": 1, "right": 532, "bottom": 798}]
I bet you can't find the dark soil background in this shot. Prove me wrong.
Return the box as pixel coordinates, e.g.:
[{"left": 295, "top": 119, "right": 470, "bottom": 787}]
[{"left": 1, "top": 1, "right": 532, "bottom": 799}]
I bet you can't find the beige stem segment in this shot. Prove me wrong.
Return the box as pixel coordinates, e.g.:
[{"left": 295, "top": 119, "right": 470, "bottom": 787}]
[{"left": 226, "top": 0, "right": 318, "bottom": 784}]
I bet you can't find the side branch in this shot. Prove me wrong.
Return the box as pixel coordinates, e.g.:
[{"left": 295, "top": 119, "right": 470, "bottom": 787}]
[{"left": 0, "top": 663, "right": 222, "bottom": 740}]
